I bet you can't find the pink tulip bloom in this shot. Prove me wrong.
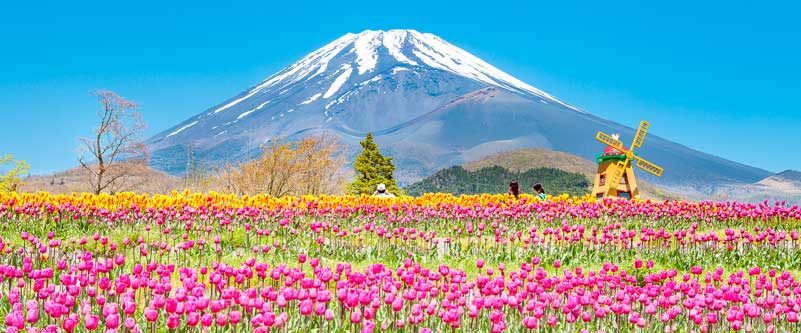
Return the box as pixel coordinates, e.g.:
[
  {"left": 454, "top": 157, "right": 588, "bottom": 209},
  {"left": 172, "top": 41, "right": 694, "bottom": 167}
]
[
  {"left": 229, "top": 311, "right": 241, "bottom": 325},
  {"left": 166, "top": 314, "right": 179, "bottom": 329},
  {"left": 62, "top": 316, "right": 78, "bottom": 332},
  {"left": 25, "top": 301, "right": 38, "bottom": 324},
  {"left": 105, "top": 314, "right": 120, "bottom": 330},
  {"left": 523, "top": 316, "right": 538, "bottom": 329},
  {"left": 215, "top": 313, "right": 227, "bottom": 327},
  {"left": 144, "top": 309, "right": 158, "bottom": 323},
  {"left": 124, "top": 317, "right": 136, "bottom": 330},
  {"left": 299, "top": 300, "right": 313, "bottom": 316},
  {"left": 350, "top": 308, "right": 362, "bottom": 324},
  {"left": 85, "top": 315, "right": 99, "bottom": 330},
  {"left": 547, "top": 315, "right": 558, "bottom": 326}
]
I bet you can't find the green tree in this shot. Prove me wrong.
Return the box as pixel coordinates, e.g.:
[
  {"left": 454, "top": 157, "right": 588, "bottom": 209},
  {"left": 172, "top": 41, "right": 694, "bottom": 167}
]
[
  {"left": 348, "top": 133, "right": 400, "bottom": 195},
  {"left": 0, "top": 154, "right": 30, "bottom": 192}
]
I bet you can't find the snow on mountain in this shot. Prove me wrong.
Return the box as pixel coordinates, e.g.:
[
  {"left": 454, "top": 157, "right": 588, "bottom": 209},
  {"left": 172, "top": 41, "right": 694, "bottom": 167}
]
[
  {"left": 323, "top": 65, "right": 353, "bottom": 98},
  {"left": 189, "top": 29, "right": 578, "bottom": 121},
  {"left": 166, "top": 121, "right": 198, "bottom": 137},
  {"left": 146, "top": 29, "right": 772, "bottom": 194}
]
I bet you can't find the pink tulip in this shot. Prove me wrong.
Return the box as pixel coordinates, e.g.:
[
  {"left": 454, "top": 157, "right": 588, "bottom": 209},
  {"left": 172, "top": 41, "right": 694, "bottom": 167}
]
[
  {"left": 547, "top": 315, "right": 558, "bottom": 326},
  {"left": 144, "top": 309, "right": 158, "bottom": 322},
  {"left": 61, "top": 316, "right": 78, "bottom": 332},
  {"left": 215, "top": 313, "right": 227, "bottom": 327},
  {"left": 350, "top": 309, "right": 362, "bottom": 324},
  {"left": 201, "top": 313, "right": 213, "bottom": 327},
  {"left": 25, "top": 301, "right": 38, "bottom": 324},
  {"left": 523, "top": 316, "right": 538, "bottom": 329},
  {"left": 166, "top": 314, "right": 180, "bottom": 329},
  {"left": 105, "top": 314, "right": 119, "bottom": 329},
  {"left": 85, "top": 315, "right": 99, "bottom": 330},
  {"left": 229, "top": 311, "right": 241, "bottom": 325}
]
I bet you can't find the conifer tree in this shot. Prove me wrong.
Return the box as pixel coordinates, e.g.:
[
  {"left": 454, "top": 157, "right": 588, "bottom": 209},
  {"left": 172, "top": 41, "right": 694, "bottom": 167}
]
[{"left": 348, "top": 133, "right": 400, "bottom": 195}]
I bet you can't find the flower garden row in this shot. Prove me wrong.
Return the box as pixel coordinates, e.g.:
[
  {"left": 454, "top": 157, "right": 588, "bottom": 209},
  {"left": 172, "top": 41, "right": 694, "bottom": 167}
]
[{"left": 0, "top": 192, "right": 800, "bottom": 332}]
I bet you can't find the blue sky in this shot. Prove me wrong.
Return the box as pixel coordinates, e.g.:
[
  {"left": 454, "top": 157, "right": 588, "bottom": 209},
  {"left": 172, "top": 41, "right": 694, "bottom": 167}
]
[{"left": 0, "top": 0, "right": 799, "bottom": 174}]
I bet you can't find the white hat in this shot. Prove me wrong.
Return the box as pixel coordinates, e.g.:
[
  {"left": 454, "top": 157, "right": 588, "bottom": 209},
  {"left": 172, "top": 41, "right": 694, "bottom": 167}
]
[{"left": 376, "top": 183, "right": 387, "bottom": 191}]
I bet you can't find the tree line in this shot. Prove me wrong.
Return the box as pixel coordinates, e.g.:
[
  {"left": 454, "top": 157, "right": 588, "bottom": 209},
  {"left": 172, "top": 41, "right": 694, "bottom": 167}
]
[
  {"left": 404, "top": 165, "right": 591, "bottom": 197},
  {"left": 1, "top": 90, "right": 402, "bottom": 196}
]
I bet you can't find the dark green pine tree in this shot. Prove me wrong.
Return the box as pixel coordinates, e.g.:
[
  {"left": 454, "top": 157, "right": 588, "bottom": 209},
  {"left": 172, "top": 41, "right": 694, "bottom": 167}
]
[{"left": 348, "top": 133, "right": 401, "bottom": 195}]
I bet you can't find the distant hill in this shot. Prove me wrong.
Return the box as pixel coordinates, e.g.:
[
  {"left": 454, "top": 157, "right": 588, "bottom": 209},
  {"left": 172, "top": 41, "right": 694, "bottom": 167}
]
[
  {"left": 20, "top": 165, "right": 181, "bottom": 194},
  {"left": 712, "top": 169, "right": 801, "bottom": 204},
  {"left": 465, "top": 148, "right": 595, "bottom": 176},
  {"left": 405, "top": 165, "right": 591, "bottom": 197},
  {"left": 771, "top": 170, "right": 801, "bottom": 183},
  {"left": 755, "top": 170, "right": 801, "bottom": 194}
]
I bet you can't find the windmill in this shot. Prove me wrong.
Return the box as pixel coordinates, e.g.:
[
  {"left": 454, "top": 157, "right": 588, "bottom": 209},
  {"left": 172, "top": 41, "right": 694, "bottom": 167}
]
[{"left": 592, "top": 120, "right": 664, "bottom": 199}]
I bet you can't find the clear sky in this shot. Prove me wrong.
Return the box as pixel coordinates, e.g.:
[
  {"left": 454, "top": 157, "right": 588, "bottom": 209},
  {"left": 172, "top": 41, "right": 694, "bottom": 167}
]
[{"left": 1, "top": 0, "right": 799, "bottom": 174}]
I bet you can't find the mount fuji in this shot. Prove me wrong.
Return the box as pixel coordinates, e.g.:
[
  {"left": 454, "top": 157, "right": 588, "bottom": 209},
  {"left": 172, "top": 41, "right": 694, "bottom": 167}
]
[{"left": 146, "top": 29, "right": 771, "bottom": 194}]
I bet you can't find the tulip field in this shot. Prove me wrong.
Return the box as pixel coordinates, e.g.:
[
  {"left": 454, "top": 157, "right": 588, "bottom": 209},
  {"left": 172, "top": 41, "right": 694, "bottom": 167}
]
[{"left": 2, "top": 192, "right": 801, "bottom": 333}]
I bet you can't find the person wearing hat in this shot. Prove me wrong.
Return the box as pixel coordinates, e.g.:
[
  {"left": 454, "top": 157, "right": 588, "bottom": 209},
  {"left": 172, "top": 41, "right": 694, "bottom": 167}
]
[{"left": 373, "top": 183, "right": 396, "bottom": 198}]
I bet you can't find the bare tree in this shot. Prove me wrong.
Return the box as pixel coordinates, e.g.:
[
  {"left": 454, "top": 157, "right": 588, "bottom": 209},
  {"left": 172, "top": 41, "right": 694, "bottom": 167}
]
[
  {"left": 216, "top": 136, "right": 345, "bottom": 196},
  {"left": 183, "top": 145, "right": 212, "bottom": 192},
  {"left": 214, "top": 163, "right": 241, "bottom": 194},
  {"left": 235, "top": 139, "right": 297, "bottom": 197},
  {"left": 296, "top": 135, "right": 346, "bottom": 195},
  {"left": 78, "top": 90, "right": 148, "bottom": 194}
]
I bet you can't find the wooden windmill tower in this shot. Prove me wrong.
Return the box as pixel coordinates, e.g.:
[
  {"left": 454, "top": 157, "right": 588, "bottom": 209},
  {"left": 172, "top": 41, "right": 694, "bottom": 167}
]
[{"left": 592, "top": 120, "right": 664, "bottom": 199}]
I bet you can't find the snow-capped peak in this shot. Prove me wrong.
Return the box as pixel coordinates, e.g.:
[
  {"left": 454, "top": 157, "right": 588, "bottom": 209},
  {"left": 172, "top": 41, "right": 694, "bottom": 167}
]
[{"left": 212, "top": 29, "right": 579, "bottom": 114}]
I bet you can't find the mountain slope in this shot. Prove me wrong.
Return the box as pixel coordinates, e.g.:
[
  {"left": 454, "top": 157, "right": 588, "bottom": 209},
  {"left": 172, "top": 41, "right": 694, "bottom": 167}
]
[
  {"left": 465, "top": 148, "right": 597, "bottom": 176},
  {"left": 146, "top": 29, "right": 772, "bottom": 195}
]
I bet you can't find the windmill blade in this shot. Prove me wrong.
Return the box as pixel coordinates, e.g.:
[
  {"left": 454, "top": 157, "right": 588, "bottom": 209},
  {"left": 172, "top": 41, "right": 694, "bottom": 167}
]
[
  {"left": 631, "top": 120, "right": 650, "bottom": 150},
  {"left": 635, "top": 156, "right": 664, "bottom": 177},
  {"left": 596, "top": 132, "right": 626, "bottom": 152},
  {"left": 607, "top": 160, "right": 629, "bottom": 191}
]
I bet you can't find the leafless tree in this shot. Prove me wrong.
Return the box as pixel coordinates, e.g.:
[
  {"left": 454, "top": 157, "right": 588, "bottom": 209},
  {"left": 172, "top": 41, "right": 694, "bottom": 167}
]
[
  {"left": 216, "top": 136, "right": 345, "bottom": 196},
  {"left": 183, "top": 144, "right": 213, "bottom": 192},
  {"left": 78, "top": 90, "right": 148, "bottom": 194}
]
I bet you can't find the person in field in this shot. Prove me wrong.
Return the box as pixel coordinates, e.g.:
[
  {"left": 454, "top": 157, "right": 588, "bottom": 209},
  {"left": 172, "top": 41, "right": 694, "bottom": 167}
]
[
  {"left": 508, "top": 180, "right": 520, "bottom": 199},
  {"left": 373, "top": 183, "right": 396, "bottom": 198},
  {"left": 533, "top": 182, "right": 546, "bottom": 200}
]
